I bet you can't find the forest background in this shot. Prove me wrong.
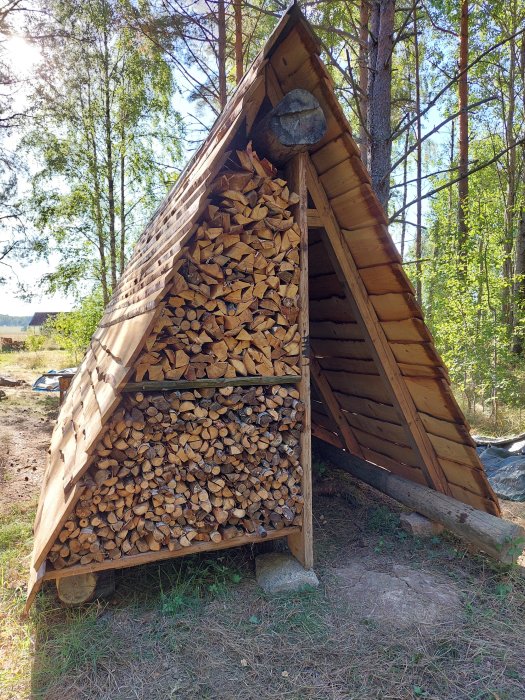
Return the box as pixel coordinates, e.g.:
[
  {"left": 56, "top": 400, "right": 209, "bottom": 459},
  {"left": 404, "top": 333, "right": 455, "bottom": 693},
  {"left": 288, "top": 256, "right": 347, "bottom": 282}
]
[{"left": 1, "top": 0, "right": 525, "bottom": 434}]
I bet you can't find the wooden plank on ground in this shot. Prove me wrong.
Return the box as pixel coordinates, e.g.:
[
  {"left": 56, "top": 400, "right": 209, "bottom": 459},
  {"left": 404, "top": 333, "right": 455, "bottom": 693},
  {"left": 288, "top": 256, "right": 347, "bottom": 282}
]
[{"left": 42, "top": 527, "right": 300, "bottom": 582}]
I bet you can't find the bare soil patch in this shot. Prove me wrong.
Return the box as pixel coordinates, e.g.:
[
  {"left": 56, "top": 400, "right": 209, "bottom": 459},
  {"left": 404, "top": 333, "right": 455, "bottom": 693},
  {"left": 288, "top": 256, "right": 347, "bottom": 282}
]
[
  {"left": 0, "top": 386, "right": 57, "bottom": 509},
  {"left": 333, "top": 560, "right": 461, "bottom": 630}
]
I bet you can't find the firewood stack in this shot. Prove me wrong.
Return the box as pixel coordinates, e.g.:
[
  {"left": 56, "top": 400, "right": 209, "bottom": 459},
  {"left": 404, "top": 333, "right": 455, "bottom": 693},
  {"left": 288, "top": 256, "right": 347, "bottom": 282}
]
[
  {"left": 135, "top": 143, "right": 302, "bottom": 382},
  {"left": 48, "top": 385, "right": 304, "bottom": 569},
  {"left": 47, "top": 144, "right": 306, "bottom": 571}
]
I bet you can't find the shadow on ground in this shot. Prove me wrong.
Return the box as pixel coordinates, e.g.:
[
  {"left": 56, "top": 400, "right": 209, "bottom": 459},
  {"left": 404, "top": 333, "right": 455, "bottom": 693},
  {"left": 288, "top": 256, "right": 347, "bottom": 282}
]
[{"left": 27, "top": 471, "right": 525, "bottom": 700}]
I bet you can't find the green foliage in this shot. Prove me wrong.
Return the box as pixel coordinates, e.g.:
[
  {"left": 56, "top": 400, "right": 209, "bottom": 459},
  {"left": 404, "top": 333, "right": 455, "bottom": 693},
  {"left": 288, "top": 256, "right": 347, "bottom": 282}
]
[
  {"left": 45, "top": 290, "right": 104, "bottom": 359},
  {"left": 24, "top": 0, "right": 184, "bottom": 302},
  {"left": 159, "top": 558, "right": 243, "bottom": 616},
  {"left": 418, "top": 132, "right": 525, "bottom": 422},
  {"left": 24, "top": 334, "right": 45, "bottom": 352}
]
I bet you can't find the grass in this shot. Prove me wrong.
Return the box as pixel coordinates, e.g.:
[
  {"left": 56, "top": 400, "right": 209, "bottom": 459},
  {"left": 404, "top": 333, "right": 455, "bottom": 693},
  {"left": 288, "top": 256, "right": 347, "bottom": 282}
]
[
  {"left": 458, "top": 397, "right": 525, "bottom": 438},
  {"left": 0, "top": 504, "right": 36, "bottom": 700},
  {"left": 0, "top": 327, "right": 28, "bottom": 341},
  {"left": 1, "top": 383, "right": 525, "bottom": 698},
  {"left": 0, "top": 489, "right": 524, "bottom": 699},
  {"left": 0, "top": 348, "right": 74, "bottom": 375}
]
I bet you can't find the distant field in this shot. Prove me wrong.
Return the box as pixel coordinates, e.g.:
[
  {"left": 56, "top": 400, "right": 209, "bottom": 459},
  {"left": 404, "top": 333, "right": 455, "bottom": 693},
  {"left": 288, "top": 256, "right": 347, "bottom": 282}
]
[{"left": 0, "top": 326, "right": 28, "bottom": 340}]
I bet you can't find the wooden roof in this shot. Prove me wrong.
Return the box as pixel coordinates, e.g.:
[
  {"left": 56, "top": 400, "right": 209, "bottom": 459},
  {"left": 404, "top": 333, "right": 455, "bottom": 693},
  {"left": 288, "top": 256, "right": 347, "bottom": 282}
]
[
  {"left": 27, "top": 4, "right": 499, "bottom": 609},
  {"left": 28, "top": 311, "right": 60, "bottom": 326}
]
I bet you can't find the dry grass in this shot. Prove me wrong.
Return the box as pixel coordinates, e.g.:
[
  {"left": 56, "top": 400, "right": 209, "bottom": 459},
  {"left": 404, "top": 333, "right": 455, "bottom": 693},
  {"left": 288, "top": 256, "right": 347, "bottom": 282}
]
[
  {"left": 0, "top": 349, "right": 74, "bottom": 383},
  {"left": 458, "top": 399, "right": 525, "bottom": 439},
  {"left": 0, "top": 327, "right": 29, "bottom": 341},
  {"left": 0, "top": 478, "right": 523, "bottom": 700}
]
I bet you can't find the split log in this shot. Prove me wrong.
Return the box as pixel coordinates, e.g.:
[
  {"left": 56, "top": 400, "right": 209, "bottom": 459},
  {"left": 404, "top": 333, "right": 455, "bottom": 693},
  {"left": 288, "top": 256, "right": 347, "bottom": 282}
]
[
  {"left": 251, "top": 89, "right": 327, "bottom": 164},
  {"left": 48, "top": 385, "right": 304, "bottom": 569},
  {"left": 133, "top": 143, "right": 302, "bottom": 383},
  {"left": 55, "top": 570, "right": 115, "bottom": 605},
  {"left": 315, "top": 438, "right": 525, "bottom": 563}
]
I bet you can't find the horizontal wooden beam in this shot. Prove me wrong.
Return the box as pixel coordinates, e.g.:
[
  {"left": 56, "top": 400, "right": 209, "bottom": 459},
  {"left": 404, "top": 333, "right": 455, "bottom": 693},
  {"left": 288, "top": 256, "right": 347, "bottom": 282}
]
[
  {"left": 42, "top": 527, "right": 300, "bottom": 582},
  {"left": 122, "top": 375, "right": 301, "bottom": 393}
]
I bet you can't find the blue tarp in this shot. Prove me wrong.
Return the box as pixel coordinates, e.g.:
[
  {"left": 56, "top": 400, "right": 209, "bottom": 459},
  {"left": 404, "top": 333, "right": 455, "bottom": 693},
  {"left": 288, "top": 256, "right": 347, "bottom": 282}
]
[
  {"left": 32, "top": 368, "right": 76, "bottom": 393},
  {"left": 478, "top": 443, "right": 525, "bottom": 502}
]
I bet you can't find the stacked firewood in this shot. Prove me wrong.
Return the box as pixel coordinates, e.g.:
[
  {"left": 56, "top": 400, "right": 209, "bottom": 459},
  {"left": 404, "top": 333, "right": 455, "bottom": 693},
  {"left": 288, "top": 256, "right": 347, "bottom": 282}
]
[
  {"left": 134, "top": 144, "right": 302, "bottom": 382},
  {"left": 48, "top": 385, "right": 304, "bottom": 569}
]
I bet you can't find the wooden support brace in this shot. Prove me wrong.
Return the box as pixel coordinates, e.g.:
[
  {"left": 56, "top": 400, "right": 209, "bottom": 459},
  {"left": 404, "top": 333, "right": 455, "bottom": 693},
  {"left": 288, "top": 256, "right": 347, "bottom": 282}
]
[
  {"left": 310, "top": 356, "right": 364, "bottom": 459},
  {"left": 285, "top": 152, "right": 313, "bottom": 570}
]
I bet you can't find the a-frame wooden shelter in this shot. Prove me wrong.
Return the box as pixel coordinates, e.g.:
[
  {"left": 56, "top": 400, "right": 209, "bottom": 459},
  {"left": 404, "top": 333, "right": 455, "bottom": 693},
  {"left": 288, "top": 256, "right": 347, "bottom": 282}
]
[{"left": 26, "top": 4, "right": 499, "bottom": 611}]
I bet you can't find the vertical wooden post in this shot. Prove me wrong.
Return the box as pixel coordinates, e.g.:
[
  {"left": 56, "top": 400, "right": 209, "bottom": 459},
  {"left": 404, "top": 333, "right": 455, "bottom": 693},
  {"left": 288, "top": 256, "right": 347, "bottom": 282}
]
[
  {"left": 286, "top": 152, "right": 313, "bottom": 569},
  {"left": 59, "top": 375, "right": 73, "bottom": 405}
]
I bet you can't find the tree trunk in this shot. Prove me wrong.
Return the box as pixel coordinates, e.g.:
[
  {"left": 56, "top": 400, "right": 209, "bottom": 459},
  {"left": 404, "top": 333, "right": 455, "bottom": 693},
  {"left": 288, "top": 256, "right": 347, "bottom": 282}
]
[
  {"left": 512, "top": 209, "right": 525, "bottom": 354},
  {"left": 400, "top": 127, "right": 409, "bottom": 260},
  {"left": 457, "top": 0, "right": 469, "bottom": 277},
  {"left": 358, "top": 0, "right": 370, "bottom": 169},
  {"left": 502, "top": 29, "right": 517, "bottom": 338},
  {"left": 217, "top": 0, "right": 227, "bottom": 109},
  {"left": 367, "top": 0, "right": 395, "bottom": 214},
  {"left": 233, "top": 0, "right": 243, "bottom": 84},
  {"left": 103, "top": 24, "right": 117, "bottom": 290},
  {"left": 512, "top": 35, "right": 525, "bottom": 354},
  {"left": 413, "top": 7, "right": 422, "bottom": 304},
  {"left": 120, "top": 147, "right": 126, "bottom": 277},
  {"left": 315, "top": 439, "right": 524, "bottom": 563}
]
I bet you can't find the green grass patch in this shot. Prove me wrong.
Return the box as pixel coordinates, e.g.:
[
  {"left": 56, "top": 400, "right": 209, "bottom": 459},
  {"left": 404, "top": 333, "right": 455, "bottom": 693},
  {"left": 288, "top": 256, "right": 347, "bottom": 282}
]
[
  {"left": 366, "top": 505, "right": 400, "bottom": 534},
  {"left": 32, "top": 608, "right": 113, "bottom": 698},
  {"left": 158, "top": 557, "right": 244, "bottom": 615}
]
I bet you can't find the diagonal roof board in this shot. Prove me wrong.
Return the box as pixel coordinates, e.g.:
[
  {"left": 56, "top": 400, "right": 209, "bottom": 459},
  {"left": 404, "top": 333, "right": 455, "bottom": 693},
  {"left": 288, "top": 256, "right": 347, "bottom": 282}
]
[{"left": 26, "top": 4, "right": 499, "bottom": 611}]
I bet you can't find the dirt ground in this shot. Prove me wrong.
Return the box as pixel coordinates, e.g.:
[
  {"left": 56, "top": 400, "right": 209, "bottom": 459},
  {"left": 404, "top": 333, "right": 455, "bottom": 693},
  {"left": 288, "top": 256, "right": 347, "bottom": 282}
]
[
  {"left": 1, "top": 364, "right": 525, "bottom": 700},
  {"left": 0, "top": 386, "right": 57, "bottom": 510}
]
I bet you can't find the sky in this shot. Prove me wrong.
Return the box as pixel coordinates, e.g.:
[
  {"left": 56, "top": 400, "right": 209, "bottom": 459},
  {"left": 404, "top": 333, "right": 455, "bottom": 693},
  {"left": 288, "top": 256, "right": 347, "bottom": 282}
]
[
  {"left": 0, "top": 22, "right": 449, "bottom": 319},
  {"left": 1, "top": 33, "right": 207, "bottom": 319}
]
